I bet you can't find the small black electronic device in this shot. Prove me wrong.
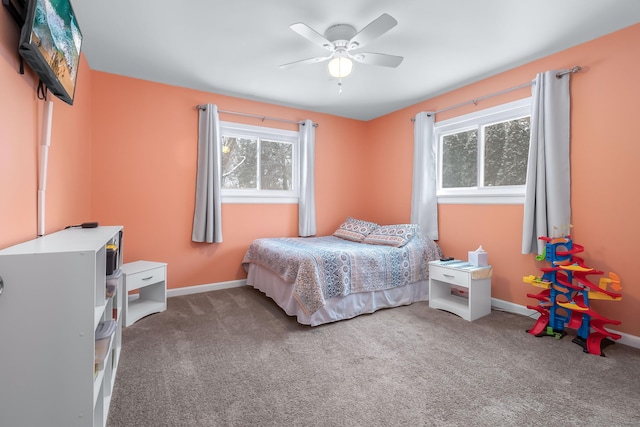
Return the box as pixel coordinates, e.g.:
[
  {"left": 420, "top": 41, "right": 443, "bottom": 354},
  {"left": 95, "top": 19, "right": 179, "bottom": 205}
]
[
  {"left": 65, "top": 222, "right": 99, "bottom": 229},
  {"left": 440, "top": 257, "right": 454, "bottom": 262}
]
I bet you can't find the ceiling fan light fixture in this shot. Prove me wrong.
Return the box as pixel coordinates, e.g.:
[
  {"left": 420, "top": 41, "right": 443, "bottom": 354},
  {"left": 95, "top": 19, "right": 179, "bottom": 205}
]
[{"left": 328, "top": 56, "right": 353, "bottom": 78}]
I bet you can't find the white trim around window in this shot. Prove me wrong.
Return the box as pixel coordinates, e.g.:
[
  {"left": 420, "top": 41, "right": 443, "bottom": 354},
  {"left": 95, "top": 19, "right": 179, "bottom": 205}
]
[
  {"left": 219, "top": 121, "right": 299, "bottom": 204},
  {"left": 435, "top": 97, "right": 532, "bottom": 205}
]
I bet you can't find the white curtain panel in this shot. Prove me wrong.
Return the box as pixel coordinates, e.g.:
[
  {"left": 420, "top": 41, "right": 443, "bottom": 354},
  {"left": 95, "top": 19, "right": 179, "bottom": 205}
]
[
  {"left": 192, "top": 103, "right": 223, "bottom": 243},
  {"left": 522, "top": 71, "right": 571, "bottom": 254},
  {"left": 298, "top": 119, "right": 316, "bottom": 237},
  {"left": 411, "top": 111, "right": 439, "bottom": 240}
]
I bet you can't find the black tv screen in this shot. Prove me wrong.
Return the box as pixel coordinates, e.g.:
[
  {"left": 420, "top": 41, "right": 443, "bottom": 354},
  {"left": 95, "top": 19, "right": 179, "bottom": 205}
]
[{"left": 19, "top": 0, "right": 82, "bottom": 105}]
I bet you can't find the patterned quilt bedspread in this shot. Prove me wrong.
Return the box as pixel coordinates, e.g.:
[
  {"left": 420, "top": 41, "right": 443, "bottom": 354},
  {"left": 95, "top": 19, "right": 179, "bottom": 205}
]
[{"left": 242, "top": 234, "right": 442, "bottom": 315}]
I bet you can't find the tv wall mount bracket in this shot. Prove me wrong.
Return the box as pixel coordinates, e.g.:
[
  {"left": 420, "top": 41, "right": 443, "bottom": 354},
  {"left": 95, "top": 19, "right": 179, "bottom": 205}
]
[
  {"left": 2, "top": 0, "right": 25, "bottom": 27},
  {"left": 3, "top": 0, "right": 27, "bottom": 74}
]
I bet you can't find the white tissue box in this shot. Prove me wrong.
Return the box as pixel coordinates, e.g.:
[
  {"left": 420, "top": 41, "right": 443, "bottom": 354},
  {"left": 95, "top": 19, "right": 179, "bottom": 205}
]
[{"left": 468, "top": 251, "right": 488, "bottom": 267}]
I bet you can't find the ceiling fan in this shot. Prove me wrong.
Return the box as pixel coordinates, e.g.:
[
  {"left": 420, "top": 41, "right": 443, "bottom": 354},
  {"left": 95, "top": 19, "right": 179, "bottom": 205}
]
[{"left": 279, "top": 13, "right": 403, "bottom": 78}]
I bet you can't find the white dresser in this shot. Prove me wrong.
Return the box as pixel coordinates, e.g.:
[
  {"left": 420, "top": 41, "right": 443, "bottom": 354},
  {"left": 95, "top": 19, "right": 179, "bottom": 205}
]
[{"left": 0, "top": 226, "right": 124, "bottom": 426}]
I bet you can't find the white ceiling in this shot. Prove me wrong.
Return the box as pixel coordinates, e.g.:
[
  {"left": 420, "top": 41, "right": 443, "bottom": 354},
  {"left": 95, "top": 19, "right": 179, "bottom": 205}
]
[{"left": 72, "top": 0, "right": 640, "bottom": 121}]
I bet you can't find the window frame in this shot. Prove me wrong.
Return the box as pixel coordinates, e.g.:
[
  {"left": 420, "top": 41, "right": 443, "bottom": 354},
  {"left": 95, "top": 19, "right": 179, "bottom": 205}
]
[
  {"left": 219, "top": 121, "right": 299, "bottom": 204},
  {"left": 434, "top": 97, "right": 532, "bottom": 205}
]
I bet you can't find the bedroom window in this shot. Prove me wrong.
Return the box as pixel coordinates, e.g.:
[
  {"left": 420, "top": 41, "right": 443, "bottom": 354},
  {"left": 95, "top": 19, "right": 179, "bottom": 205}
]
[
  {"left": 220, "top": 121, "right": 299, "bottom": 203},
  {"left": 435, "top": 97, "right": 532, "bottom": 204}
]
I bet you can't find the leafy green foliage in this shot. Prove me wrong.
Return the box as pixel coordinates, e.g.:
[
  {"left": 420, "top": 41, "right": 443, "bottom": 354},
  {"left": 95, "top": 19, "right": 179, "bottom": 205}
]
[
  {"left": 222, "top": 136, "right": 292, "bottom": 191},
  {"left": 484, "top": 117, "right": 530, "bottom": 186},
  {"left": 442, "top": 129, "right": 478, "bottom": 188},
  {"left": 442, "top": 116, "right": 530, "bottom": 188}
]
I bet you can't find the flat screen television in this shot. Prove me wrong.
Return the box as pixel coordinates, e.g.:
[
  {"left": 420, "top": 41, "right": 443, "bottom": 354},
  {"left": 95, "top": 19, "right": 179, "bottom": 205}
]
[{"left": 19, "top": 0, "right": 82, "bottom": 105}]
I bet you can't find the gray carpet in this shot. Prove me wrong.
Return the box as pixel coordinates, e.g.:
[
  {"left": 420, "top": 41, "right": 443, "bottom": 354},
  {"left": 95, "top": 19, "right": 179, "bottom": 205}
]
[{"left": 108, "top": 287, "right": 640, "bottom": 427}]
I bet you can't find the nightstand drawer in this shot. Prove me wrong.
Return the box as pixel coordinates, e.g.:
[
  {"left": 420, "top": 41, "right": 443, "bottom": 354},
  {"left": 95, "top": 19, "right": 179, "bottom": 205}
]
[
  {"left": 430, "top": 266, "right": 470, "bottom": 287},
  {"left": 125, "top": 265, "right": 165, "bottom": 291}
]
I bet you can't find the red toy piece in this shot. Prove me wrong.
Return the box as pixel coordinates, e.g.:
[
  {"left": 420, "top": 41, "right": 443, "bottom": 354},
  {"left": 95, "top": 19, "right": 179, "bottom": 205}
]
[{"left": 525, "top": 305, "right": 550, "bottom": 336}]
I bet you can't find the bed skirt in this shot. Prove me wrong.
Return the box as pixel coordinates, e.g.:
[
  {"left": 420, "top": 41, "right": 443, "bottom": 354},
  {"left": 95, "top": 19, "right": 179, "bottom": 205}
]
[{"left": 246, "top": 263, "right": 429, "bottom": 326}]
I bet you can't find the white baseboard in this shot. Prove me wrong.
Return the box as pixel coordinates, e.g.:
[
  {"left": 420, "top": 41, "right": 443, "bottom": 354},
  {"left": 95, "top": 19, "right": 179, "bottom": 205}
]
[
  {"left": 491, "top": 298, "right": 539, "bottom": 318},
  {"left": 166, "top": 279, "right": 246, "bottom": 298},
  {"left": 491, "top": 297, "right": 640, "bottom": 350}
]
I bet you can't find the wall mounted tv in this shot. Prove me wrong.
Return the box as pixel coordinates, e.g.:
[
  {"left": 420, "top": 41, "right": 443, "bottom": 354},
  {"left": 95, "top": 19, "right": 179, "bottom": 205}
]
[{"left": 19, "top": 0, "right": 82, "bottom": 105}]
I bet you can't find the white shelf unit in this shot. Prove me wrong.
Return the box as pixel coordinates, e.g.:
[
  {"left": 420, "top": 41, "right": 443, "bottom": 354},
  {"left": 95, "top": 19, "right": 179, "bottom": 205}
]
[
  {"left": 0, "top": 226, "right": 123, "bottom": 427},
  {"left": 121, "top": 260, "right": 167, "bottom": 327},
  {"left": 428, "top": 260, "right": 492, "bottom": 321}
]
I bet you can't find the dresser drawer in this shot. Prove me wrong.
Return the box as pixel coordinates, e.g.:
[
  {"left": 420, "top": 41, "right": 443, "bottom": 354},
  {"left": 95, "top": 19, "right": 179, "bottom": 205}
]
[
  {"left": 430, "top": 265, "right": 470, "bottom": 287},
  {"left": 125, "top": 265, "right": 165, "bottom": 291}
]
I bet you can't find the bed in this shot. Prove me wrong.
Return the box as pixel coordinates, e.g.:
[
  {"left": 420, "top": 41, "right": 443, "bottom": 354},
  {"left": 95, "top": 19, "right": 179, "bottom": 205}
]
[{"left": 242, "top": 218, "right": 442, "bottom": 326}]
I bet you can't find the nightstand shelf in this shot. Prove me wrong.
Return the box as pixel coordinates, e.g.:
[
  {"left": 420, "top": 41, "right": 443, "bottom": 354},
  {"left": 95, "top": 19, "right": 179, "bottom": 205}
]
[{"left": 429, "top": 260, "right": 492, "bottom": 321}]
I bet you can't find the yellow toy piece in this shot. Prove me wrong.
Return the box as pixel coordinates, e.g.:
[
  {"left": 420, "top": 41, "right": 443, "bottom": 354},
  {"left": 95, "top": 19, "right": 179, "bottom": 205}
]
[
  {"left": 558, "top": 264, "right": 593, "bottom": 272},
  {"left": 557, "top": 301, "right": 588, "bottom": 312},
  {"left": 523, "top": 275, "right": 551, "bottom": 289},
  {"left": 589, "top": 273, "right": 622, "bottom": 300}
]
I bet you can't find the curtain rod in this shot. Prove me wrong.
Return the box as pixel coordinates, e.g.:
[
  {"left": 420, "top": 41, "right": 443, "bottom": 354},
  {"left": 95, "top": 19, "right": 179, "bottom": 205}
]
[
  {"left": 411, "top": 66, "right": 582, "bottom": 120},
  {"left": 195, "top": 105, "right": 318, "bottom": 127}
]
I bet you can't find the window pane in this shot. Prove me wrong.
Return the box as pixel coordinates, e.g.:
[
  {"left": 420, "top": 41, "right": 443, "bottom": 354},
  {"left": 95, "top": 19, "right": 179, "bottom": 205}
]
[
  {"left": 260, "top": 139, "right": 292, "bottom": 191},
  {"left": 221, "top": 136, "right": 257, "bottom": 189},
  {"left": 442, "top": 130, "right": 477, "bottom": 188},
  {"left": 484, "top": 117, "right": 530, "bottom": 186}
]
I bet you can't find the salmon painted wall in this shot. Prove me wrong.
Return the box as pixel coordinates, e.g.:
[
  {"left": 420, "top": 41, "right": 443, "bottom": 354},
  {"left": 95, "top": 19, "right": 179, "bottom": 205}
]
[
  {"left": 367, "top": 23, "right": 640, "bottom": 337},
  {"left": 0, "top": 11, "right": 93, "bottom": 247},
  {"left": 89, "top": 72, "right": 370, "bottom": 289},
  {"left": 2, "top": 3, "right": 638, "bottom": 339}
]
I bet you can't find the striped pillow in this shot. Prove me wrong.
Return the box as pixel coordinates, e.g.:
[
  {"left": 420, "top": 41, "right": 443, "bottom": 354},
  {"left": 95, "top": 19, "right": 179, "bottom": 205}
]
[
  {"left": 333, "top": 217, "right": 378, "bottom": 242},
  {"left": 363, "top": 224, "right": 419, "bottom": 247}
]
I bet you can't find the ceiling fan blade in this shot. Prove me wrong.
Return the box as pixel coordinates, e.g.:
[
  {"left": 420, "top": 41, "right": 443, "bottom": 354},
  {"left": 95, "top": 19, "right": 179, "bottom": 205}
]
[
  {"left": 351, "top": 52, "right": 404, "bottom": 68},
  {"left": 348, "top": 13, "right": 398, "bottom": 50},
  {"left": 279, "top": 55, "right": 333, "bottom": 69},
  {"left": 289, "top": 23, "right": 334, "bottom": 50}
]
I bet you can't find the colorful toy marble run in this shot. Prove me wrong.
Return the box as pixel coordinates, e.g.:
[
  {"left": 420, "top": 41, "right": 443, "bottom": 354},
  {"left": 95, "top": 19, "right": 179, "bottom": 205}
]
[{"left": 523, "top": 235, "right": 622, "bottom": 356}]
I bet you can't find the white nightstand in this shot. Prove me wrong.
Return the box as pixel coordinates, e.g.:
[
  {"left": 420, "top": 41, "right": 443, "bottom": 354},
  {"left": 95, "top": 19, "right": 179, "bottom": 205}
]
[
  {"left": 428, "top": 260, "right": 492, "bottom": 321},
  {"left": 121, "top": 260, "right": 167, "bottom": 327}
]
